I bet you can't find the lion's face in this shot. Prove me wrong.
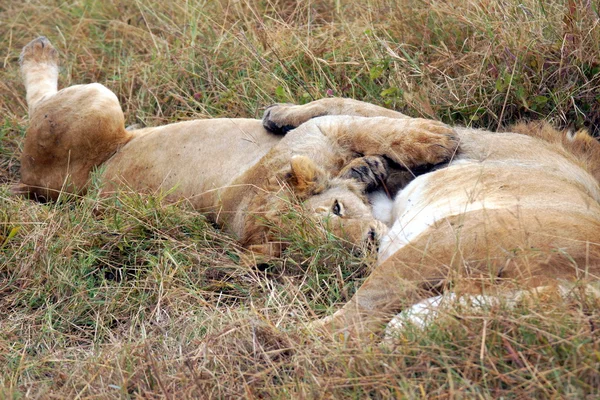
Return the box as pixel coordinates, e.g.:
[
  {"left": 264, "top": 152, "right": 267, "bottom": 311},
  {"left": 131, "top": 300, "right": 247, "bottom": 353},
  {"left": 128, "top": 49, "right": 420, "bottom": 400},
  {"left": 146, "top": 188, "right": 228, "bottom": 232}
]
[
  {"left": 272, "top": 155, "right": 388, "bottom": 249},
  {"left": 306, "top": 183, "right": 372, "bottom": 220},
  {"left": 303, "top": 179, "right": 388, "bottom": 249},
  {"left": 245, "top": 160, "right": 387, "bottom": 256},
  {"left": 310, "top": 185, "right": 388, "bottom": 248}
]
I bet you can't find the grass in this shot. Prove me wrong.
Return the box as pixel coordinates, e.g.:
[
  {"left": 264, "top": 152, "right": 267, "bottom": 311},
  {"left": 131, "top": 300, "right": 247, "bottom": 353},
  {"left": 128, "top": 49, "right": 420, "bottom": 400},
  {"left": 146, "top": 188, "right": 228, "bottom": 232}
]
[{"left": 1, "top": 0, "right": 600, "bottom": 397}]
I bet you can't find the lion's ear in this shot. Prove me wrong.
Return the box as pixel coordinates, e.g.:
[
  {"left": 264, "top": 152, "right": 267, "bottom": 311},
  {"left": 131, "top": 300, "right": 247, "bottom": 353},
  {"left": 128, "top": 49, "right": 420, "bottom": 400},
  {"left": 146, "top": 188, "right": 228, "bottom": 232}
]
[{"left": 287, "top": 155, "right": 328, "bottom": 197}]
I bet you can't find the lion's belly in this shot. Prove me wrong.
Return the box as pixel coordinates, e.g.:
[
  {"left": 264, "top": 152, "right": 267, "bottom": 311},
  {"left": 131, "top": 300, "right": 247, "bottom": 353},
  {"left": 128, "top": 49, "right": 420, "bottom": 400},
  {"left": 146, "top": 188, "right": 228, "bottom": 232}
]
[
  {"left": 378, "top": 162, "right": 503, "bottom": 263},
  {"left": 100, "top": 118, "right": 281, "bottom": 213},
  {"left": 378, "top": 159, "right": 600, "bottom": 264}
]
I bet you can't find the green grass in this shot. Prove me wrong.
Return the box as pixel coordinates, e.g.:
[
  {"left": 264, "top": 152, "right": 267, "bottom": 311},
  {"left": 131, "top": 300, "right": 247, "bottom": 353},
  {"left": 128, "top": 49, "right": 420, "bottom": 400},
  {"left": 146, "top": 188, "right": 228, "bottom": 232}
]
[{"left": 1, "top": 0, "right": 600, "bottom": 397}]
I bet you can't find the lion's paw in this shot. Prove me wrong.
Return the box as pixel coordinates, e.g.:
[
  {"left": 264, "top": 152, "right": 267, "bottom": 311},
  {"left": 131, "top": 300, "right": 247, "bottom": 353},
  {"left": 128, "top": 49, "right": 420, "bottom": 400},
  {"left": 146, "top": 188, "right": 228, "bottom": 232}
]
[
  {"left": 20, "top": 36, "right": 58, "bottom": 66},
  {"left": 309, "top": 313, "right": 378, "bottom": 343},
  {"left": 339, "top": 155, "right": 389, "bottom": 192},
  {"left": 262, "top": 103, "right": 326, "bottom": 135},
  {"left": 388, "top": 119, "right": 459, "bottom": 168},
  {"left": 308, "top": 314, "right": 348, "bottom": 341}
]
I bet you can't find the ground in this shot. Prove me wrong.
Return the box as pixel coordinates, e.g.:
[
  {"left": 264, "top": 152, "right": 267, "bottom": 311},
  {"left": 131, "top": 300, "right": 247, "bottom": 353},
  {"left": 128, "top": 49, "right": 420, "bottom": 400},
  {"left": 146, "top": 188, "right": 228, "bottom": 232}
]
[{"left": 1, "top": 0, "right": 599, "bottom": 397}]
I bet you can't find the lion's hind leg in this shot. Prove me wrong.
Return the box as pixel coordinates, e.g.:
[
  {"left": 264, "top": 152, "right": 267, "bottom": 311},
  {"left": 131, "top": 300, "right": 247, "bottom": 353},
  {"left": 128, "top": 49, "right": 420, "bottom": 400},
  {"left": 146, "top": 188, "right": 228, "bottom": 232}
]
[
  {"left": 20, "top": 36, "right": 59, "bottom": 114},
  {"left": 18, "top": 37, "right": 131, "bottom": 200}
]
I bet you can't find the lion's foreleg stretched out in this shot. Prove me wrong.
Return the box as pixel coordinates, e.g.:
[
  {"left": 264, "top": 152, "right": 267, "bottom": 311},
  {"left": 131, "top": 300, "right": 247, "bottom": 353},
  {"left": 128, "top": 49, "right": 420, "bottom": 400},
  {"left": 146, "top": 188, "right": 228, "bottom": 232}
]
[{"left": 284, "top": 115, "right": 459, "bottom": 171}]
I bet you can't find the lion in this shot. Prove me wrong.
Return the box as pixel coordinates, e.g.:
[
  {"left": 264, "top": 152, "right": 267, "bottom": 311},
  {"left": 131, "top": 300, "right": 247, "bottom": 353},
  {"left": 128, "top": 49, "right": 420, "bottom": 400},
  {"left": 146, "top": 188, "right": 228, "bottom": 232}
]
[
  {"left": 263, "top": 98, "right": 600, "bottom": 338},
  {"left": 15, "top": 37, "right": 458, "bottom": 257}
]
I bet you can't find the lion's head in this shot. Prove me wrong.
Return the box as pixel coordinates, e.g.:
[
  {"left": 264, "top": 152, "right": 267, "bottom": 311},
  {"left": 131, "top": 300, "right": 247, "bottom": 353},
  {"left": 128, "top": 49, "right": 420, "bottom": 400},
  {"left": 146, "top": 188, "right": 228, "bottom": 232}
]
[{"left": 243, "top": 155, "right": 388, "bottom": 256}]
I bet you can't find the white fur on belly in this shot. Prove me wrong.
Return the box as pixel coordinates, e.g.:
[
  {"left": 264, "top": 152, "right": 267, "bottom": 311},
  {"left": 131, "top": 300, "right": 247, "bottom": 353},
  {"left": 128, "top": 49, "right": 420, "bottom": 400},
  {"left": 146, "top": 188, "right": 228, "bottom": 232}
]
[
  {"left": 369, "top": 190, "right": 395, "bottom": 227},
  {"left": 377, "top": 164, "right": 503, "bottom": 264}
]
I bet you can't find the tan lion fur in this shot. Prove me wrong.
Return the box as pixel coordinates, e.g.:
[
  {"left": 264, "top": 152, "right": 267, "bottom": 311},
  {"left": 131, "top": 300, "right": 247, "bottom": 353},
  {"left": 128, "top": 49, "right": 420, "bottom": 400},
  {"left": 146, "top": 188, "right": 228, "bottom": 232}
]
[
  {"left": 264, "top": 99, "right": 600, "bottom": 339},
  {"left": 17, "top": 37, "right": 458, "bottom": 256}
]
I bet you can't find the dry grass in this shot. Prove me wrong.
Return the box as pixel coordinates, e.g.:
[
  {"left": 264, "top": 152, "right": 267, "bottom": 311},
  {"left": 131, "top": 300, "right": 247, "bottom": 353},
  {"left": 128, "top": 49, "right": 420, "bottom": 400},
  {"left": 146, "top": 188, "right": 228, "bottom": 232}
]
[{"left": 1, "top": 0, "right": 600, "bottom": 398}]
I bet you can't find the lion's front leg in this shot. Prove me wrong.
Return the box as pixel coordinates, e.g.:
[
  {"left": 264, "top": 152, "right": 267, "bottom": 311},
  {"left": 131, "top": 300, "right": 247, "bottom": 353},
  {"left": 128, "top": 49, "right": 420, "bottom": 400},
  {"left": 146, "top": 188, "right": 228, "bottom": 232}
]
[
  {"left": 303, "top": 115, "right": 459, "bottom": 170},
  {"left": 310, "top": 280, "right": 414, "bottom": 342},
  {"left": 263, "top": 98, "right": 408, "bottom": 135},
  {"left": 310, "top": 257, "right": 426, "bottom": 341}
]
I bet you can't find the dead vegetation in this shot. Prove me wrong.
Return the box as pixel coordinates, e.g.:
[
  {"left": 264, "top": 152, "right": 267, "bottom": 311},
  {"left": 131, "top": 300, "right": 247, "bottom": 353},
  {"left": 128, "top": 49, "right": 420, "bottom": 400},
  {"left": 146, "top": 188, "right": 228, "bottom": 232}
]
[{"left": 1, "top": 0, "right": 600, "bottom": 397}]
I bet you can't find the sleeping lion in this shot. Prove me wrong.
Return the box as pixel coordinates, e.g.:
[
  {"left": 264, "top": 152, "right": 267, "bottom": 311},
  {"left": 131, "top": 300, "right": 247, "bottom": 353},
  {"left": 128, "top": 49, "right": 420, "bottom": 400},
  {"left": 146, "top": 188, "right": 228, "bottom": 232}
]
[
  {"left": 16, "top": 37, "right": 457, "bottom": 257},
  {"left": 263, "top": 98, "right": 600, "bottom": 338}
]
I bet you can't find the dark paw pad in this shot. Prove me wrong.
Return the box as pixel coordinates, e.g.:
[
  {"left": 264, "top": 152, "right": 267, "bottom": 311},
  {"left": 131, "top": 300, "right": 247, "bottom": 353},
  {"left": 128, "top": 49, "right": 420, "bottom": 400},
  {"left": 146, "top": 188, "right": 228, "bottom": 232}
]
[
  {"left": 339, "top": 156, "right": 389, "bottom": 192},
  {"left": 262, "top": 105, "right": 297, "bottom": 135}
]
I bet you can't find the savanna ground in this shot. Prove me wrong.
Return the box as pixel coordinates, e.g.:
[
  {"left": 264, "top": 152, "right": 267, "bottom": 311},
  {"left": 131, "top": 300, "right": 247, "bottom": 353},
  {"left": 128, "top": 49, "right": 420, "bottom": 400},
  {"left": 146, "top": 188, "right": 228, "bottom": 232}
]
[{"left": 1, "top": 0, "right": 600, "bottom": 398}]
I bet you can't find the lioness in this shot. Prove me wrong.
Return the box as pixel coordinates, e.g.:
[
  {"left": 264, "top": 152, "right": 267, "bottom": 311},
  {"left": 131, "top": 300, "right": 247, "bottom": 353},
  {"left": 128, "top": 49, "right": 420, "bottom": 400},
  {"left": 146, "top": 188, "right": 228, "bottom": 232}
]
[
  {"left": 16, "top": 37, "right": 458, "bottom": 256},
  {"left": 263, "top": 98, "right": 600, "bottom": 338}
]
